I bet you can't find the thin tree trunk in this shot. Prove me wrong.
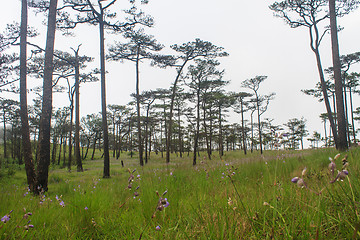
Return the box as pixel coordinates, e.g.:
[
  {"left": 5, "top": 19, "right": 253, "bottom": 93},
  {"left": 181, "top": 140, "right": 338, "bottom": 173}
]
[
  {"left": 240, "top": 99, "right": 247, "bottom": 155},
  {"left": 91, "top": 134, "right": 98, "bottom": 160},
  {"left": 74, "top": 50, "right": 83, "bottom": 172},
  {"left": 343, "top": 85, "right": 351, "bottom": 144},
  {"left": 256, "top": 98, "right": 263, "bottom": 154},
  {"left": 58, "top": 136, "right": 63, "bottom": 165},
  {"left": 309, "top": 20, "right": 338, "bottom": 147},
  {"left": 203, "top": 103, "right": 211, "bottom": 160},
  {"left": 135, "top": 49, "right": 144, "bottom": 166},
  {"left": 3, "top": 111, "right": 7, "bottom": 159},
  {"left": 218, "top": 105, "right": 224, "bottom": 157},
  {"left": 250, "top": 111, "right": 254, "bottom": 153},
  {"left": 193, "top": 89, "right": 200, "bottom": 166},
  {"left": 167, "top": 63, "right": 187, "bottom": 163},
  {"left": 51, "top": 136, "right": 57, "bottom": 164},
  {"left": 329, "top": 0, "right": 348, "bottom": 151},
  {"left": 62, "top": 137, "right": 67, "bottom": 167},
  {"left": 349, "top": 88, "right": 357, "bottom": 144},
  {"left": 99, "top": 17, "right": 110, "bottom": 178},
  {"left": 323, "top": 119, "right": 328, "bottom": 147},
  {"left": 68, "top": 100, "right": 74, "bottom": 171},
  {"left": 178, "top": 106, "right": 183, "bottom": 158}
]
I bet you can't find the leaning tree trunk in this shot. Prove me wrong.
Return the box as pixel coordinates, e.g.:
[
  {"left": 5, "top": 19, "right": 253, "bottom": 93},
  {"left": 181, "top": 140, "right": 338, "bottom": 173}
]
[
  {"left": 329, "top": 0, "right": 348, "bottom": 151},
  {"left": 36, "top": 0, "right": 58, "bottom": 194},
  {"left": 167, "top": 63, "right": 187, "bottom": 163},
  {"left": 310, "top": 21, "right": 338, "bottom": 148}
]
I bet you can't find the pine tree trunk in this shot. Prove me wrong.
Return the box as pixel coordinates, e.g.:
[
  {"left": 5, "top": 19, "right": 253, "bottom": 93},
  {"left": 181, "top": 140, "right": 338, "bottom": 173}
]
[
  {"left": 329, "top": 0, "right": 348, "bottom": 151},
  {"left": 74, "top": 52, "right": 83, "bottom": 172},
  {"left": 135, "top": 49, "right": 144, "bottom": 166},
  {"left": 99, "top": 17, "right": 110, "bottom": 178},
  {"left": 36, "top": 0, "right": 58, "bottom": 193}
]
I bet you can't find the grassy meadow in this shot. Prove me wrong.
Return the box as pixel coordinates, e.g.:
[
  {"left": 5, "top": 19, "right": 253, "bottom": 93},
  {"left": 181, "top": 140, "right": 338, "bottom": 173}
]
[{"left": 0, "top": 147, "right": 360, "bottom": 239}]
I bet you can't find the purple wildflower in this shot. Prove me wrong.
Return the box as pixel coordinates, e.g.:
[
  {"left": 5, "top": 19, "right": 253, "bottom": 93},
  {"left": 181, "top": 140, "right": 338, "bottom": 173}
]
[
  {"left": 1, "top": 215, "right": 10, "bottom": 223},
  {"left": 156, "top": 225, "right": 161, "bottom": 231},
  {"left": 23, "top": 212, "right": 32, "bottom": 219},
  {"left": 59, "top": 201, "right": 65, "bottom": 207},
  {"left": 291, "top": 177, "right": 306, "bottom": 188},
  {"left": 85, "top": 207, "right": 88, "bottom": 210},
  {"left": 164, "top": 198, "right": 170, "bottom": 208},
  {"left": 24, "top": 223, "right": 34, "bottom": 230},
  {"left": 330, "top": 170, "right": 349, "bottom": 183},
  {"left": 291, "top": 177, "right": 299, "bottom": 183},
  {"left": 329, "top": 159, "right": 336, "bottom": 176}
]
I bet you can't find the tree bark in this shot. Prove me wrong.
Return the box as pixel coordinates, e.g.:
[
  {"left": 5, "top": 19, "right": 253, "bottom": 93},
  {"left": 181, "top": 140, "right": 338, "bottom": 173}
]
[
  {"left": 135, "top": 48, "right": 144, "bottom": 166},
  {"left": 99, "top": 17, "right": 110, "bottom": 178},
  {"left": 74, "top": 50, "right": 83, "bottom": 172},
  {"left": 310, "top": 21, "right": 338, "bottom": 147},
  {"left": 68, "top": 96, "right": 74, "bottom": 171},
  {"left": 329, "top": 0, "right": 348, "bottom": 151},
  {"left": 36, "top": 0, "right": 58, "bottom": 193}
]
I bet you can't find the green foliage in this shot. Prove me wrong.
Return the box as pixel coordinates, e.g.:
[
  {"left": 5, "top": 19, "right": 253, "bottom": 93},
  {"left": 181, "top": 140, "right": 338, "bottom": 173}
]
[{"left": 0, "top": 148, "right": 359, "bottom": 239}]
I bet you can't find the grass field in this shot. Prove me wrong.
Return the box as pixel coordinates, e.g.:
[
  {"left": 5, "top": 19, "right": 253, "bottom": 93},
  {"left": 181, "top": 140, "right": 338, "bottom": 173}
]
[{"left": 0, "top": 147, "right": 359, "bottom": 239}]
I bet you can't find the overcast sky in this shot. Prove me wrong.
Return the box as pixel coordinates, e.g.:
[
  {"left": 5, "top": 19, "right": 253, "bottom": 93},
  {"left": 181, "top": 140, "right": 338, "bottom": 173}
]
[{"left": 1, "top": 0, "right": 360, "bottom": 147}]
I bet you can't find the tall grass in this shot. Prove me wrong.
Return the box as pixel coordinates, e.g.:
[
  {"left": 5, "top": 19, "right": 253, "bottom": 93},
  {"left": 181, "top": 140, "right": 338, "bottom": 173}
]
[{"left": 0, "top": 147, "right": 359, "bottom": 239}]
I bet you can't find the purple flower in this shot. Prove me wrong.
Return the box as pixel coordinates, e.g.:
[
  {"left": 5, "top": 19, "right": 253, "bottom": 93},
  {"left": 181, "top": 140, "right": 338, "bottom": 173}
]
[
  {"left": 170, "top": 172, "right": 173, "bottom": 176},
  {"left": 156, "top": 225, "right": 161, "bottom": 231},
  {"left": 23, "top": 212, "right": 32, "bottom": 219},
  {"left": 1, "top": 215, "right": 10, "bottom": 223},
  {"left": 84, "top": 207, "right": 88, "bottom": 210},
  {"left": 331, "top": 170, "right": 349, "bottom": 183},
  {"left": 59, "top": 201, "right": 65, "bottom": 207},
  {"left": 164, "top": 198, "right": 170, "bottom": 208},
  {"left": 291, "top": 177, "right": 299, "bottom": 183},
  {"left": 291, "top": 177, "right": 306, "bottom": 188}
]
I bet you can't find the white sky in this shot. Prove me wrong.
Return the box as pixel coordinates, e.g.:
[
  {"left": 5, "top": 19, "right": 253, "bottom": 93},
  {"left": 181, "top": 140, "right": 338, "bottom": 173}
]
[{"left": 1, "top": 0, "right": 360, "bottom": 147}]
